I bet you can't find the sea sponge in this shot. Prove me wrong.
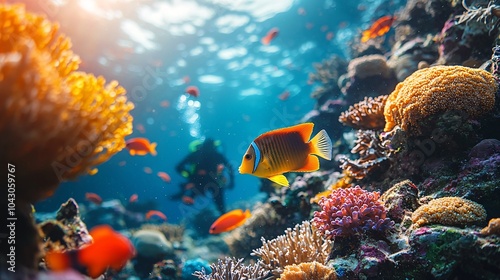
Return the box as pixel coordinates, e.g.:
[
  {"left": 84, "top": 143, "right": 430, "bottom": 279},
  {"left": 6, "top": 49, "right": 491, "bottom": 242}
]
[
  {"left": 312, "top": 186, "right": 394, "bottom": 239},
  {"left": 480, "top": 218, "right": 500, "bottom": 236},
  {"left": 347, "top": 54, "right": 393, "bottom": 79},
  {"left": 278, "top": 262, "right": 337, "bottom": 280},
  {"left": 411, "top": 197, "right": 487, "bottom": 228},
  {"left": 252, "top": 221, "right": 332, "bottom": 276},
  {"left": 0, "top": 4, "right": 134, "bottom": 202},
  {"left": 339, "top": 95, "right": 388, "bottom": 130},
  {"left": 383, "top": 66, "right": 497, "bottom": 135}
]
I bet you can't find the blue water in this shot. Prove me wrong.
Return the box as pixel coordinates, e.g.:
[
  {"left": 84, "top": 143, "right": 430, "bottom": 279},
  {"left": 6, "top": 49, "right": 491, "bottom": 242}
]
[{"left": 32, "top": 0, "right": 400, "bottom": 223}]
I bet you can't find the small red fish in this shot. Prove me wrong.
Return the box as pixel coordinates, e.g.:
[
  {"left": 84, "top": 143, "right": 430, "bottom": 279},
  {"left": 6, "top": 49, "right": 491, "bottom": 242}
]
[
  {"left": 217, "top": 164, "right": 225, "bottom": 174},
  {"left": 261, "top": 28, "right": 279, "bottom": 45},
  {"left": 209, "top": 209, "right": 251, "bottom": 234},
  {"left": 185, "top": 86, "right": 200, "bottom": 97},
  {"left": 125, "top": 138, "right": 157, "bottom": 156},
  {"left": 157, "top": 171, "right": 171, "bottom": 183},
  {"left": 361, "top": 15, "right": 396, "bottom": 43},
  {"left": 182, "top": 196, "right": 195, "bottom": 205},
  {"left": 46, "top": 225, "right": 135, "bottom": 278},
  {"left": 145, "top": 210, "right": 167, "bottom": 221},
  {"left": 143, "top": 167, "right": 153, "bottom": 174},
  {"left": 129, "top": 194, "right": 138, "bottom": 203},
  {"left": 160, "top": 100, "right": 170, "bottom": 108},
  {"left": 183, "top": 76, "right": 191, "bottom": 84},
  {"left": 85, "top": 193, "right": 102, "bottom": 206},
  {"left": 326, "top": 32, "right": 334, "bottom": 41},
  {"left": 278, "top": 91, "right": 290, "bottom": 101}
]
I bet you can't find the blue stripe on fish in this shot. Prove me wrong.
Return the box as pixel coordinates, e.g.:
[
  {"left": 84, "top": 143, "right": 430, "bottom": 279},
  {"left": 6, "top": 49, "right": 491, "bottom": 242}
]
[{"left": 250, "top": 141, "right": 260, "bottom": 173}]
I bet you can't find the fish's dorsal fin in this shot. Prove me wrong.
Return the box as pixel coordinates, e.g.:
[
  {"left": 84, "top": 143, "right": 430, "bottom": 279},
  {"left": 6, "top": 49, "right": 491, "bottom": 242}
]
[
  {"left": 257, "top": 123, "right": 314, "bottom": 143},
  {"left": 268, "top": 174, "right": 289, "bottom": 187},
  {"left": 309, "top": 129, "right": 332, "bottom": 160},
  {"left": 294, "top": 155, "right": 320, "bottom": 172}
]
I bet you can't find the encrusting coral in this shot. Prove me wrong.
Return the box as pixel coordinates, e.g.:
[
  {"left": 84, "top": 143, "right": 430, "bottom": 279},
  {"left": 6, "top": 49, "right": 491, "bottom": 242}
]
[
  {"left": 0, "top": 3, "right": 134, "bottom": 203},
  {"left": 411, "top": 197, "right": 487, "bottom": 228},
  {"left": 383, "top": 66, "right": 497, "bottom": 136},
  {"left": 251, "top": 221, "right": 332, "bottom": 276},
  {"left": 312, "top": 186, "right": 394, "bottom": 238},
  {"left": 480, "top": 218, "right": 500, "bottom": 236},
  {"left": 339, "top": 95, "right": 388, "bottom": 130},
  {"left": 278, "top": 262, "right": 337, "bottom": 280}
]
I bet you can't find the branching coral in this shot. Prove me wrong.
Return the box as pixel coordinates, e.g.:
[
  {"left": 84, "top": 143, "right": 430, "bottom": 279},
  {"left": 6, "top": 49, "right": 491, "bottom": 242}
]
[
  {"left": 278, "top": 262, "right": 337, "bottom": 280},
  {"left": 339, "top": 130, "right": 392, "bottom": 180},
  {"left": 193, "top": 257, "right": 272, "bottom": 280},
  {"left": 456, "top": 0, "right": 500, "bottom": 32},
  {"left": 0, "top": 4, "right": 134, "bottom": 202},
  {"left": 384, "top": 66, "right": 497, "bottom": 136},
  {"left": 312, "top": 186, "right": 394, "bottom": 239},
  {"left": 251, "top": 221, "right": 332, "bottom": 276},
  {"left": 411, "top": 197, "right": 487, "bottom": 228},
  {"left": 339, "top": 95, "right": 388, "bottom": 130}
]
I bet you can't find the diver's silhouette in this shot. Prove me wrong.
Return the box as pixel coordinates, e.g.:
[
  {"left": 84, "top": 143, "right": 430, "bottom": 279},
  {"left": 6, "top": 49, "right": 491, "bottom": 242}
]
[{"left": 171, "top": 138, "right": 234, "bottom": 213}]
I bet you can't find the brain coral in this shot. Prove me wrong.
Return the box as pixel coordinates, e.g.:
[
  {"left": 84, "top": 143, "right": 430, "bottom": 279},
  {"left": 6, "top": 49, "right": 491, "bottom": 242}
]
[
  {"left": 383, "top": 66, "right": 497, "bottom": 135},
  {"left": 0, "top": 4, "right": 134, "bottom": 202},
  {"left": 411, "top": 197, "right": 487, "bottom": 228},
  {"left": 312, "top": 186, "right": 394, "bottom": 239}
]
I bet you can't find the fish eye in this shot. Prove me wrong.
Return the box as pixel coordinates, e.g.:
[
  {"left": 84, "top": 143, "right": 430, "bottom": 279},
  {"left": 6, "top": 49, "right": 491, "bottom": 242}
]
[{"left": 244, "top": 154, "right": 252, "bottom": 160}]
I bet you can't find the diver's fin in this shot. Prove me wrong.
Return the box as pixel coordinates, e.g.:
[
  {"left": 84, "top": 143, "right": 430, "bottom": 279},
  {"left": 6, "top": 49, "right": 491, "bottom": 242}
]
[
  {"left": 150, "top": 142, "right": 158, "bottom": 156},
  {"left": 294, "top": 155, "right": 320, "bottom": 172},
  {"left": 309, "top": 129, "right": 332, "bottom": 160},
  {"left": 268, "top": 175, "right": 289, "bottom": 187}
]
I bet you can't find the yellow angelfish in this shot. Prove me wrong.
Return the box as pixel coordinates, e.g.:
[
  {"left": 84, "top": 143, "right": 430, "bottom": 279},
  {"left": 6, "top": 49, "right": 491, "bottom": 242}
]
[{"left": 239, "top": 122, "right": 332, "bottom": 187}]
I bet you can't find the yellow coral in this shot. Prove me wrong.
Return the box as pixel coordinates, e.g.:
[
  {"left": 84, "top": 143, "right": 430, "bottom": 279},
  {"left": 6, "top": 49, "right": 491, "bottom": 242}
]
[
  {"left": 384, "top": 66, "right": 497, "bottom": 135},
  {"left": 278, "top": 262, "right": 337, "bottom": 280},
  {"left": 252, "top": 221, "right": 332, "bottom": 275},
  {"left": 411, "top": 197, "right": 487, "bottom": 228},
  {"left": 0, "top": 4, "right": 134, "bottom": 202}
]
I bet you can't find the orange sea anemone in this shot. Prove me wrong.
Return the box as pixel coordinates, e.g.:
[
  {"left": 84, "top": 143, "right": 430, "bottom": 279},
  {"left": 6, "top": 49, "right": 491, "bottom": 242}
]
[{"left": 0, "top": 4, "right": 134, "bottom": 203}]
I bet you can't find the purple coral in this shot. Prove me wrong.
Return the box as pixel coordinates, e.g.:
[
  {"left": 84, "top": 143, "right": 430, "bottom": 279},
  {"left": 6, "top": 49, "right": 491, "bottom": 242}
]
[{"left": 312, "top": 186, "right": 394, "bottom": 238}]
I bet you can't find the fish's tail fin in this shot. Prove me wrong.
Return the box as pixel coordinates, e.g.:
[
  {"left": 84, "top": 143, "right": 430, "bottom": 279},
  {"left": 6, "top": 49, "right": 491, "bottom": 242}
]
[
  {"left": 310, "top": 129, "right": 332, "bottom": 160},
  {"left": 45, "top": 251, "right": 71, "bottom": 272},
  {"left": 150, "top": 142, "right": 158, "bottom": 156},
  {"left": 244, "top": 209, "right": 251, "bottom": 218}
]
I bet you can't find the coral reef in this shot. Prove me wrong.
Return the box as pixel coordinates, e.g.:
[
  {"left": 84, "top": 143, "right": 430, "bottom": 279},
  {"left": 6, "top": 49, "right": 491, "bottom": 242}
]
[
  {"left": 0, "top": 3, "right": 134, "bottom": 203},
  {"left": 312, "top": 186, "right": 394, "bottom": 238},
  {"left": 193, "top": 257, "right": 272, "bottom": 280},
  {"left": 384, "top": 66, "right": 497, "bottom": 136},
  {"left": 379, "top": 180, "right": 420, "bottom": 223},
  {"left": 411, "top": 197, "right": 487, "bottom": 228},
  {"left": 308, "top": 55, "right": 348, "bottom": 102},
  {"left": 252, "top": 221, "right": 332, "bottom": 276},
  {"left": 338, "top": 130, "right": 392, "bottom": 180},
  {"left": 132, "top": 229, "right": 175, "bottom": 277},
  {"left": 278, "top": 262, "right": 337, "bottom": 280},
  {"left": 338, "top": 95, "right": 388, "bottom": 130},
  {"left": 387, "top": 37, "right": 438, "bottom": 82}
]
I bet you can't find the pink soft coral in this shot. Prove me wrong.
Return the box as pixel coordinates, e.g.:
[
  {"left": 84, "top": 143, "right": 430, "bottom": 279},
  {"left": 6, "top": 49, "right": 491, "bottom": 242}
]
[{"left": 312, "top": 186, "right": 394, "bottom": 239}]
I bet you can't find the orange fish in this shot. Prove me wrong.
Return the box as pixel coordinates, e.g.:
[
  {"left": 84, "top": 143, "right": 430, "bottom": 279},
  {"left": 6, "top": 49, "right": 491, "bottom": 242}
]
[
  {"left": 160, "top": 100, "right": 170, "bottom": 108},
  {"left": 129, "top": 194, "right": 138, "bottom": 203},
  {"left": 261, "top": 28, "right": 279, "bottom": 45},
  {"left": 145, "top": 210, "right": 167, "bottom": 221},
  {"left": 361, "top": 15, "right": 396, "bottom": 43},
  {"left": 185, "top": 86, "right": 200, "bottom": 97},
  {"left": 182, "top": 196, "right": 195, "bottom": 205},
  {"left": 46, "top": 225, "right": 135, "bottom": 278},
  {"left": 125, "top": 137, "right": 157, "bottom": 156},
  {"left": 85, "top": 193, "right": 102, "bottom": 206},
  {"left": 239, "top": 123, "right": 332, "bottom": 187},
  {"left": 157, "top": 171, "right": 171, "bottom": 183},
  {"left": 209, "top": 209, "right": 251, "bottom": 234}
]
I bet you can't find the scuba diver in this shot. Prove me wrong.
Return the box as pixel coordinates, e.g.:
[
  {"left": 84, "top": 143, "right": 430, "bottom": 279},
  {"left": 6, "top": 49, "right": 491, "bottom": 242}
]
[{"left": 171, "top": 138, "right": 234, "bottom": 213}]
